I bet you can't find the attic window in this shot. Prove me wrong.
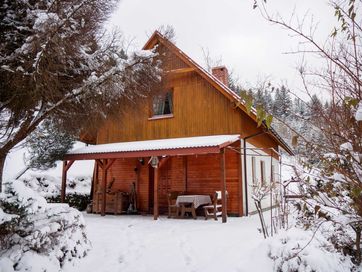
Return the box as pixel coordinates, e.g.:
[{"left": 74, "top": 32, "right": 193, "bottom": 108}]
[{"left": 152, "top": 90, "right": 173, "bottom": 117}]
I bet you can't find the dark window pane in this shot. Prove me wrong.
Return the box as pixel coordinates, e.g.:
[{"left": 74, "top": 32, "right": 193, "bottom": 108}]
[{"left": 152, "top": 91, "right": 173, "bottom": 116}]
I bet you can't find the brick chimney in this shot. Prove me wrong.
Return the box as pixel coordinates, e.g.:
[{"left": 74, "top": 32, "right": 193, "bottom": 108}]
[{"left": 211, "top": 66, "right": 229, "bottom": 86}]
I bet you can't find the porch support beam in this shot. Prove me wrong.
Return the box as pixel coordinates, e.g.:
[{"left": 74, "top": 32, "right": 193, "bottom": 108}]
[
  {"left": 220, "top": 148, "right": 227, "bottom": 223},
  {"left": 101, "top": 160, "right": 108, "bottom": 217},
  {"left": 153, "top": 156, "right": 169, "bottom": 220},
  {"left": 135, "top": 159, "right": 143, "bottom": 211},
  {"left": 153, "top": 167, "right": 159, "bottom": 220},
  {"left": 61, "top": 160, "right": 75, "bottom": 203},
  {"left": 97, "top": 159, "right": 116, "bottom": 216}
]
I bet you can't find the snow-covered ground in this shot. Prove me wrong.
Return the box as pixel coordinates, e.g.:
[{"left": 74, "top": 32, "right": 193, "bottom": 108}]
[
  {"left": 3, "top": 145, "right": 356, "bottom": 272},
  {"left": 64, "top": 213, "right": 272, "bottom": 272}
]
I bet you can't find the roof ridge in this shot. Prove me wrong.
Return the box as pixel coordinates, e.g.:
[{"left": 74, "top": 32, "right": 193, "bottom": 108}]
[{"left": 143, "top": 31, "right": 293, "bottom": 155}]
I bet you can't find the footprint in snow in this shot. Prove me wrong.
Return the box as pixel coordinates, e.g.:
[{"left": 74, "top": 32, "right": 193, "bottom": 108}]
[
  {"left": 118, "top": 255, "right": 124, "bottom": 264},
  {"left": 179, "top": 236, "right": 194, "bottom": 268}
]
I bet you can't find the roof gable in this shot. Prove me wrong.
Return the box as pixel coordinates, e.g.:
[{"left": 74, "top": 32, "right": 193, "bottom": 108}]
[{"left": 143, "top": 31, "right": 294, "bottom": 155}]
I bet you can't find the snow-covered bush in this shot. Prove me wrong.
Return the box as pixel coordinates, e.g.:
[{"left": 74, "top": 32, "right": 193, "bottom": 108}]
[
  {"left": 0, "top": 180, "right": 90, "bottom": 272},
  {"left": 21, "top": 174, "right": 91, "bottom": 198},
  {"left": 260, "top": 227, "right": 354, "bottom": 272},
  {"left": 20, "top": 174, "right": 91, "bottom": 211}
]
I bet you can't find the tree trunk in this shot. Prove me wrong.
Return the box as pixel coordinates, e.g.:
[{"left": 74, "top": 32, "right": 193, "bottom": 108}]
[
  {"left": 0, "top": 153, "right": 7, "bottom": 193},
  {"left": 355, "top": 227, "right": 361, "bottom": 265},
  {"left": 255, "top": 200, "right": 267, "bottom": 239}
]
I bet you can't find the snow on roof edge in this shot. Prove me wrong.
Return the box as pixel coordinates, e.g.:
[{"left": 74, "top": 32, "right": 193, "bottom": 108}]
[{"left": 68, "top": 135, "right": 241, "bottom": 155}]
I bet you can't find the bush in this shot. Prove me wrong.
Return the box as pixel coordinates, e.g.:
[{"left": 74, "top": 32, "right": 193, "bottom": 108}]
[
  {"left": 259, "top": 227, "right": 355, "bottom": 272},
  {"left": 47, "top": 193, "right": 90, "bottom": 211},
  {"left": 19, "top": 174, "right": 92, "bottom": 211},
  {"left": 0, "top": 180, "right": 90, "bottom": 272}
]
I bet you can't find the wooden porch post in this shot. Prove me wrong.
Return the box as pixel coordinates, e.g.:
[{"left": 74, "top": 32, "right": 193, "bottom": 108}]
[
  {"left": 97, "top": 159, "right": 116, "bottom": 217},
  {"left": 61, "top": 161, "right": 67, "bottom": 203},
  {"left": 136, "top": 160, "right": 142, "bottom": 211},
  {"left": 101, "top": 159, "right": 108, "bottom": 217},
  {"left": 152, "top": 156, "right": 169, "bottom": 220},
  {"left": 153, "top": 166, "right": 159, "bottom": 220},
  {"left": 61, "top": 160, "right": 74, "bottom": 203},
  {"left": 90, "top": 161, "right": 97, "bottom": 202},
  {"left": 220, "top": 148, "right": 227, "bottom": 223}
]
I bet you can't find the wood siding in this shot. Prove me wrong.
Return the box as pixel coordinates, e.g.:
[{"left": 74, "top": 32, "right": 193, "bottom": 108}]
[
  {"left": 92, "top": 42, "right": 280, "bottom": 216},
  {"left": 95, "top": 146, "right": 241, "bottom": 215}
]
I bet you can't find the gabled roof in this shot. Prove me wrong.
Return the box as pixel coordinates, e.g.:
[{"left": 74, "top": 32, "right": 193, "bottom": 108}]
[
  {"left": 143, "top": 31, "right": 294, "bottom": 155},
  {"left": 65, "top": 135, "right": 240, "bottom": 160}
]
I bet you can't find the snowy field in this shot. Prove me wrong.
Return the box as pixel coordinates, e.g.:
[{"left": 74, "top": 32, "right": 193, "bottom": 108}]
[{"left": 63, "top": 213, "right": 272, "bottom": 272}]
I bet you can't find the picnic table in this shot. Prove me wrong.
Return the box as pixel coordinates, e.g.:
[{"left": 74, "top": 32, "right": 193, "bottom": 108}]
[{"left": 176, "top": 195, "right": 211, "bottom": 219}]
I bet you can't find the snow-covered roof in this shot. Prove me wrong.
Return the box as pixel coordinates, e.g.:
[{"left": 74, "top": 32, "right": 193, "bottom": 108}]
[
  {"left": 143, "top": 31, "right": 294, "bottom": 156},
  {"left": 67, "top": 135, "right": 240, "bottom": 157}
]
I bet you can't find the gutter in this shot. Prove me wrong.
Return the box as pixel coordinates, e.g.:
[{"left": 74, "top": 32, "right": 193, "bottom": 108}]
[{"left": 243, "top": 130, "right": 267, "bottom": 216}]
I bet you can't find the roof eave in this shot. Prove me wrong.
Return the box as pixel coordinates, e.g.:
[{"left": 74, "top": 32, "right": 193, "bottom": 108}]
[
  {"left": 143, "top": 31, "right": 294, "bottom": 156},
  {"left": 64, "top": 146, "right": 224, "bottom": 161}
]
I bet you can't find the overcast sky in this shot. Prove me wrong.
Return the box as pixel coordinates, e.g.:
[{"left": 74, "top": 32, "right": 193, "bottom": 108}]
[{"left": 109, "top": 0, "right": 336, "bottom": 98}]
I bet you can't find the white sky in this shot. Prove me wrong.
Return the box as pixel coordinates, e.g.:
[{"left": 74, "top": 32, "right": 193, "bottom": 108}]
[{"left": 109, "top": 0, "right": 336, "bottom": 97}]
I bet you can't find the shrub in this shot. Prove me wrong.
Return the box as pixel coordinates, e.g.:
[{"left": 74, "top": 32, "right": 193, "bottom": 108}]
[{"left": 0, "top": 180, "right": 90, "bottom": 271}]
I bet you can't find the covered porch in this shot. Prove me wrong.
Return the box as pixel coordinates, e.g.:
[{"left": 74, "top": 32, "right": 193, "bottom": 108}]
[{"left": 61, "top": 135, "right": 242, "bottom": 223}]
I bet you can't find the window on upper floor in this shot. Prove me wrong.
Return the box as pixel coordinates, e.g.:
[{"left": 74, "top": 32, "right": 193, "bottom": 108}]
[{"left": 151, "top": 90, "right": 173, "bottom": 117}]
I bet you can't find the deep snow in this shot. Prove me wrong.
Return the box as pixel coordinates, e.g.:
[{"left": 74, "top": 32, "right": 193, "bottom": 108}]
[{"left": 63, "top": 213, "right": 273, "bottom": 272}]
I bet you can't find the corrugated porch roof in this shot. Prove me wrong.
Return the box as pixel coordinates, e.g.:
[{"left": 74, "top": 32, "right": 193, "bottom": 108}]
[{"left": 64, "top": 135, "right": 240, "bottom": 160}]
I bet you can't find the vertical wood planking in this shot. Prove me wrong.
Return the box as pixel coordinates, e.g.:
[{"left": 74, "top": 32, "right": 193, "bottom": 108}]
[
  {"left": 183, "top": 156, "right": 188, "bottom": 192},
  {"left": 91, "top": 43, "right": 283, "bottom": 217}
]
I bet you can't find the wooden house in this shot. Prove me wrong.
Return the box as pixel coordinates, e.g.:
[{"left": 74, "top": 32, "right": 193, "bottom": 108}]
[{"left": 62, "top": 31, "right": 293, "bottom": 222}]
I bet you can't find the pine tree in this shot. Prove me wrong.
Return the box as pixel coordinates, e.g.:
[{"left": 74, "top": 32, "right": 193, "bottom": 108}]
[
  {"left": 272, "top": 86, "right": 292, "bottom": 119},
  {"left": 26, "top": 120, "right": 75, "bottom": 170},
  {"left": 263, "top": 90, "right": 274, "bottom": 113},
  {"left": 254, "top": 88, "right": 266, "bottom": 108},
  {"left": 293, "top": 98, "right": 307, "bottom": 117},
  {"left": 309, "top": 94, "right": 323, "bottom": 121}
]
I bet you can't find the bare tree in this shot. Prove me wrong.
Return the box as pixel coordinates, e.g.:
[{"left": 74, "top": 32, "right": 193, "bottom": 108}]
[{"left": 253, "top": 0, "right": 362, "bottom": 264}]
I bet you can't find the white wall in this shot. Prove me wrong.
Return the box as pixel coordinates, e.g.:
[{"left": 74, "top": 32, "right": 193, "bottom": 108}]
[{"left": 241, "top": 140, "right": 280, "bottom": 215}]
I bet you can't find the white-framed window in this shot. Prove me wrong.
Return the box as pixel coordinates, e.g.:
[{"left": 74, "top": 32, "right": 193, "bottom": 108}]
[{"left": 152, "top": 90, "right": 173, "bottom": 116}]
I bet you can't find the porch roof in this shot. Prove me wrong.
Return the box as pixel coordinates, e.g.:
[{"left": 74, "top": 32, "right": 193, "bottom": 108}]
[{"left": 64, "top": 134, "right": 240, "bottom": 160}]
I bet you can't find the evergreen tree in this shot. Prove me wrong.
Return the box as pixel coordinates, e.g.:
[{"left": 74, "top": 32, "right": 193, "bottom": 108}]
[
  {"left": 26, "top": 120, "right": 75, "bottom": 170},
  {"left": 254, "top": 88, "right": 266, "bottom": 108},
  {"left": 263, "top": 90, "right": 274, "bottom": 113},
  {"left": 293, "top": 98, "right": 302, "bottom": 116},
  {"left": 309, "top": 94, "right": 323, "bottom": 120},
  {"left": 273, "top": 86, "right": 292, "bottom": 119}
]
